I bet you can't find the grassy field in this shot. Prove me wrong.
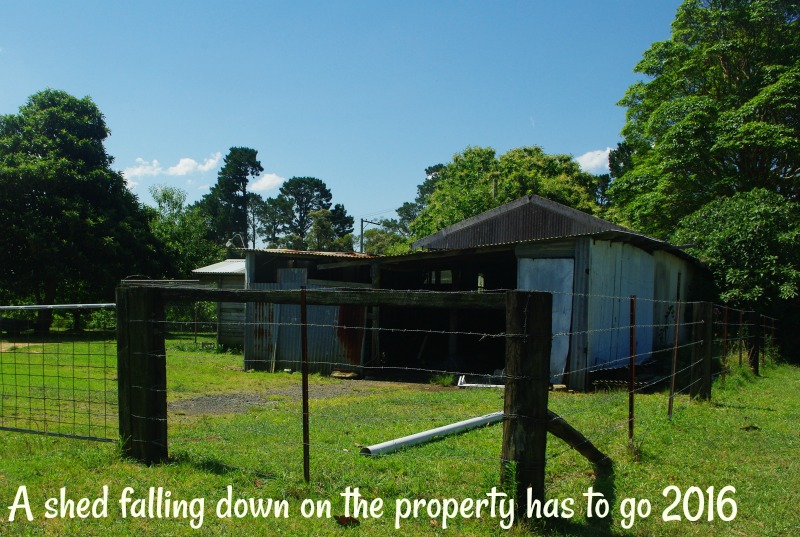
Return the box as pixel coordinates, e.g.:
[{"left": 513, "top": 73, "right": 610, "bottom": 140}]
[{"left": 0, "top": 332, "right": 797, "bottom": 535}]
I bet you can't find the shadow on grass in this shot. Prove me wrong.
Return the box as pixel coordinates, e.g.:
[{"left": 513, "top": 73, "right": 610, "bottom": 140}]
[
  {"left": 711, "top": 401, "right": 775, "bottom": 412},
  {"left": 540, "top": 463, "right": 617, "bottom": 537},
  {"left": 169, "top": 453, "right": 275, "bottom": 480}
]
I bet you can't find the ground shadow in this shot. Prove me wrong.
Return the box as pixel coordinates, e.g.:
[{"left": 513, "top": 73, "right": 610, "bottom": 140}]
[{"left": 537, "top": 463, "right": 617, "bottom": 537}]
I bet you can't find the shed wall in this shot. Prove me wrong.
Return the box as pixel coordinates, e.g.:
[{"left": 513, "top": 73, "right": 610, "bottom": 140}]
[
  {"left": 587, "top": 241, "right": 654, "bottom": 371},
  {"left": 243, "top": 268, "right": 369, "bottom": 374}
]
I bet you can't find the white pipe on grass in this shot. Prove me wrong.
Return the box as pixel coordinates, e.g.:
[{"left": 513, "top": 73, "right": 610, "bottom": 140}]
[{"left": 360, "top": 411, "right": 503, "bottom": 456}]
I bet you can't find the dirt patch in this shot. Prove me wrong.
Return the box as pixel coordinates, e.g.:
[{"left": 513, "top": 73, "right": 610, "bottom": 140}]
[
  {"left": 169, "top": 379, "right": 427, "bottom": 417},
  {"left": 0, "top": 343, "right": 38, "bottom": 352}
]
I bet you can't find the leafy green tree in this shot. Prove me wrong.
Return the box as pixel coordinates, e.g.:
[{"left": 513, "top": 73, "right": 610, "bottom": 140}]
[
  {"left": 674, "top": 189, "right": 800, "bottom": 308},
  {"left": 0, "top": 89, "right": 164, "bottom": 331},
  {"left": 362, "top": 219, "right": 412, "bottom": 255},
  {"left": 609, "top": 0, "right": 800, "bottom": 237},
  {"left": 275, "top": 177, "right": 332, "bottom": 248},
  {"left": 410, "top": 146, "right": 600, "bottom": 239},
  {"left": 198, "top": 147, "right": 263, "bottom": 245},
  {"left": 306, "top": 209, "right": 355, "bottom": 252},
  {"left": 255, "top": 196, "right": 292, "bottom": 248},
  {"left": 149, "top": 185, "right": 224, "bottom": 277},
  {"left": 330, "top": 203, "right": 354, "bottom": 237}
]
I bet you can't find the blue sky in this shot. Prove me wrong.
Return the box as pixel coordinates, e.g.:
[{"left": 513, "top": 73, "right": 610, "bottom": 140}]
[{"left": 1, "top": 1, "right": 682, "bottom": 222}]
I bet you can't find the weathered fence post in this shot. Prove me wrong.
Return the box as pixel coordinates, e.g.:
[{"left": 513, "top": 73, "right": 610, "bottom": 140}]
[
  {"left": 116, "top": 285, "right": 168, "bottom": 464},
  {"left": 721, "top": 306, "right": 728, "bottom": 384},
  {"left": 748, "top": 311, "right": 760, "bottom": 376},
  {"left": 668, "top": 290, "right": 682, "bottom": 419},
  {"left": 629, "top": 295, "right": 636, "bottom": 445},
  {"left": 501, "top": 291, "right": 551, "bottom": 515},
  {"left": 738, "top": 310, "right": 744, "bottom": 366},
  {"left": 689, "top": 302, "right": 713, "bottom": 400},
  {"left": 700, "top": 303, "right": 713, "bottom": 400},
  {"left": 300, "top": 286, "right": 310, "bottom": 484}
]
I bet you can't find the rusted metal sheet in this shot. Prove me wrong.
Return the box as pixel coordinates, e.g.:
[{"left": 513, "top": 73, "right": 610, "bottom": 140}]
[
  {"left": 244, "top": 269, "right": 369, "bottom": 375},
  {"left": 413, "top": 195, "right": 629, "bottom": 250}
]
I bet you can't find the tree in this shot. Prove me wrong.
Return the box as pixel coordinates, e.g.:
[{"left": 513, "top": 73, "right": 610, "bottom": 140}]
[
  {"left": 409, "top": 146, "right": 601, "bottom": 239},
  {"left": 198, "top": 147, "right": 263, "bottom": 245},
  {"left": 246, "top": 192, "right": 266, "bottom": 249},
  {"left": 362, "top": 219, "right": 412, "bottom": 255},
  {"left": 330, "top": 203, "right": 354, "bottom": 237},
  {"left": 0, "top": 89, "right": 164, "bottom": 330},
  {"left": 275, "top": 177, "right": 332, "bottom": 249},
  {"left": 608, "top": 0, "right": 800, "bottom": 237},
  {"left": 306, "top": 209, "right": 355, "bottom": 252},
  {"left": 673, "top": 189, "right": 800, "bottom": 308},
  {"left": 149, "top": 185, "right": 224, "bottom": 278},
  {"left": 254, "top": 196, "right": 292, "bottom": 248}
]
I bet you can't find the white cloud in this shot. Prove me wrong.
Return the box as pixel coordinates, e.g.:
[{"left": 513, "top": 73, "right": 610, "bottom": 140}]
[
  {"left": 167, "top": 152, "right": 222, "bottom": 176},
  {"left": 123, "top": 152, "right": 222, "bottom": 179},
  {"left": 251, "top": 173, "right": 285, "bottom": 192},
  {"left": 575, "top": 148, "right": 611, "bottom": 175},
  {"left": 123, "top": 157, "right": 163, "bottom": 178}
]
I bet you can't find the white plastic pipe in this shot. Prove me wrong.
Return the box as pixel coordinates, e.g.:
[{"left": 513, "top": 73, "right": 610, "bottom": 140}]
[{"left": 360, "top": 411, "right": 503, "bottom": 456}]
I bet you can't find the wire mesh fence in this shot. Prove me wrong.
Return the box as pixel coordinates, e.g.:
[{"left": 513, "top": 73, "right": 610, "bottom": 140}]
[
  {"left": 0, "top": 285, "right": 780, "bottom": 514},
  {"left": 0, "top": 304, "right": 117, "bottom": 441},
  {"left": 121, "top": 287, "right": 738, "bottom": 489}
]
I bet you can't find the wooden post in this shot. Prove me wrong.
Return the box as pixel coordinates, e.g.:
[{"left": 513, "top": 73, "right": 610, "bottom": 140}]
[
  {"left": 748, "top": 312, "right": 760, "bottom": 376},
  {"left": 771, "top": 318, "right": 776, "bottom": 360},
  {"left": 628, "top": 295, "right": 636, "bottom": 445},
  {"left": 700, "top": 303, "right": 713, "bottom": 400},
  {"left": 116, "top": 286, "right": 167, "bottom": 464},
  {"left": 668, "top": 275, "right": 681, "bottom": 419},
  {"left": 689, "top": 303, "right": 704, "bottom": 399},
  {"left": 721, "top": 306, "right": 728, "bottom": 384},
  {"left": 738, "top": 310, "right": 744, "bottom": 366},
  {"left": 300, "top": 286, "right": 310, "bottom": 484},
  {"left": 501, "top": 291, "right": 551, "bottom": 515},
  {"left": 689, "top": 302, "right": 713, "bottom": 400}
]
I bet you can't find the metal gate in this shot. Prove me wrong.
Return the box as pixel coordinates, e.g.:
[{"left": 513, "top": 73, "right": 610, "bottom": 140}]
[{"left": 0, "top": 304, "right": 117, "bottom": 442}]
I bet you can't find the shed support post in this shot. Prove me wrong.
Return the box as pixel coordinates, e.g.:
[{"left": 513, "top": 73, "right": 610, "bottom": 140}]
[
  {"left": 116, "top": 286, "right": 167, "bottom": 464},
  {"left": 501, "top": 291, "right": 551, "bottom": 517}
]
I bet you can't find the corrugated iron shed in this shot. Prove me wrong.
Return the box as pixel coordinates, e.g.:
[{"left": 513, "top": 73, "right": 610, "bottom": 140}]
[{"left": 411, "top": 195, "right": 633, "bottom": 250}]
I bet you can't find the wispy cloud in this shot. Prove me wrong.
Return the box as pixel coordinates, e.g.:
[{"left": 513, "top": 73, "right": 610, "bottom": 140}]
[
  {"left": 251, "top": 173, "right": 285, "bottom": 192},
  {"left": 575, "top": 148, "right": 611, "bottom": 175},
  {"left": 123, "top": 152, "right": 222, "bottom": 180}
]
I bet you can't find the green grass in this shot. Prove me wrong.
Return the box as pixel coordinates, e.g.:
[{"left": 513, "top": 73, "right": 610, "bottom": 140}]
[{"left": 0, "top": 333, "right": 798, "bottom": 535}]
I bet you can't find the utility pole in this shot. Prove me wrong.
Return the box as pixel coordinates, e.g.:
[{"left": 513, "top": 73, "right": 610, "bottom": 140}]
[{"left": 359, "top": 218, "right": 382, "bottom": 253}]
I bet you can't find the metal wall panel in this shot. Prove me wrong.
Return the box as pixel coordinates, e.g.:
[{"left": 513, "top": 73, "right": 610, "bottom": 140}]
[
  {"left": 244, "top": 269, "right": 368, "bottom": 375},
  {"left": 518, "top": 257, "right": 575, "bottom": 384}
]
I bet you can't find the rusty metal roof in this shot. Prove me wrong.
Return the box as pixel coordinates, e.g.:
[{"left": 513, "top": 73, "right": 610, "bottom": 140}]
[
  {"left": 245, "top": 248, "right": 377, "bottom": 259},
  {"left": 412, "top": 195, "right": 632, "bottom": 250}
]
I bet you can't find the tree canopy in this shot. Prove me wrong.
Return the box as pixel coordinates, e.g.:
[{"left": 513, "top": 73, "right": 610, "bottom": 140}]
[
  {"left": 148, "top": 185, "right": 224, "bottom": 278},
  {"left": 673, "top": 188, "right": 800, "bottom": 308},
  {"left": 197, "top": 147, "right": 263, "bottom": 246},
  {"left": 608, "top": 0, "right": 800, "bottom": 238},
  {"left": 409, "top": 145, "right": 603, "bottom": 239},
  {"left": 0, "top": 89, "right": 163, "bottom": 328}
]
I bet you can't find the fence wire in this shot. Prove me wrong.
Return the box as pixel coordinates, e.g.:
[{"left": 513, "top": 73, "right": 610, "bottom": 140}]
[{"left": 0, "top": 304, "right": 117, "bottom": 442}]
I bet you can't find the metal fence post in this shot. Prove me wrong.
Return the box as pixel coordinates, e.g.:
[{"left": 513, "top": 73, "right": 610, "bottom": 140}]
[
  {"left": 116, "top": 285, "right": 167, "bottom": 464},
  {"left": 501, "top": 291, "right": 551, "bottom": 516},
  {"left": 629, "top": 295, "right": 636, "bottom": 445}
]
